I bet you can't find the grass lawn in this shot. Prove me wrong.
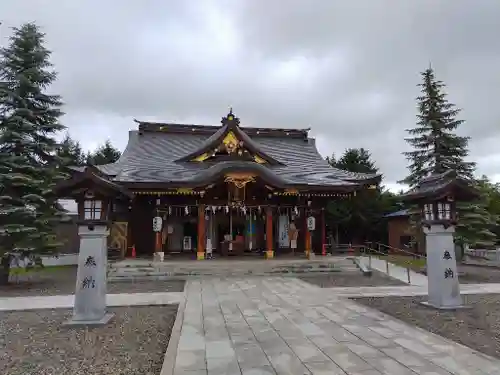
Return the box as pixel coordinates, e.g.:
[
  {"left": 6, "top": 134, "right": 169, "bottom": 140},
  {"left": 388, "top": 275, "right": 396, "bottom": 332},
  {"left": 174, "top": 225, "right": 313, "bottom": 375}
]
[{"left": 377, "top": 254, "right": 426, "bottom": 271}]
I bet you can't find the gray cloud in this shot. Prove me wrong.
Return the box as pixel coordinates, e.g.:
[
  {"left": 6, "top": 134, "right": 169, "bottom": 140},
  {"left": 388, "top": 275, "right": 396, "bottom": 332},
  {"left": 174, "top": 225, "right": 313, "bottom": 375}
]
[{"left": 1, "top": 0, "right": 499, "bottom": 187}]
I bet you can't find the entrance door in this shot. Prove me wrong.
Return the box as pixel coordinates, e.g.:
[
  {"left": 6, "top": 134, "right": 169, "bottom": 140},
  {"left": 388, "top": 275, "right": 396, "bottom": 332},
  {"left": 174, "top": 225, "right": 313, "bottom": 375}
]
[{"left": 183, "top": 222, "right": 197, "bottom": 252}]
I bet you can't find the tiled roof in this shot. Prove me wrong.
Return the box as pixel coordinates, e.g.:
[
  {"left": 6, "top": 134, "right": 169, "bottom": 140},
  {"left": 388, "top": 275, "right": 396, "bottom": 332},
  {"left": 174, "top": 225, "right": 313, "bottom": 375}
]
[
  {"left": 94, "top": 124, "right": 380, "bottom": 187},
  {"left": 384, "top": 209, "right": 409, "bottom": 218},
  {"left": 402, "top": 170, "right": 478, "bottom": 201}
]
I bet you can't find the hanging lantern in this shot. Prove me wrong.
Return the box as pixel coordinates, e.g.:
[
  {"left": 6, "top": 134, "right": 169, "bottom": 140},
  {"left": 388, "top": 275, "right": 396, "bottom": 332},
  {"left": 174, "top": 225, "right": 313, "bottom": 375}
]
[
  {"left": 294, "top": 206, "right": 298, "bottom": 216},
  {"left": 242, "top": 206, "right": 247, "bottom": 215},
  {"left": 185, "top": 206, "right": 189, "bottom": 215},
  {"left": 168, "top": 206, "right": 172, "bottom": 215},
  {"left": 225, "top": 205, "right": 229, "bottom": 213}
]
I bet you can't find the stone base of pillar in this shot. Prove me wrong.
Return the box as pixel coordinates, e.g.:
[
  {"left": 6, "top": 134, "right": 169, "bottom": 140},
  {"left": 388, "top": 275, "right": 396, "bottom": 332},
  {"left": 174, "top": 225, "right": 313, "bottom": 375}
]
[
  {"left": 63, "top": 313, "right": 114, "bottom": 327},
  {"left": 154, "top": 252, "right": 164, "bottom": 262},
  {"left": 265, "top": 250, "right": 274, "bottom": 259},
  {"left": 307, "top": 252, "right": 316, "bottom": 260},
  {"left": 197, "top": 252, "right": 205, "bottom": 260},
  {"left": 420, "top": 301, "right": 471, "bottom": 310}
]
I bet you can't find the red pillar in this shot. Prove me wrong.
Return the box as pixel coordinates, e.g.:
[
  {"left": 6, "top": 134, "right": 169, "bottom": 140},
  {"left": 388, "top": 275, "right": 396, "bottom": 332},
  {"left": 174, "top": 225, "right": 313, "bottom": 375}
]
[
  {"left": 155, "top": 232, "right": 162, "bottom": 253},
  {"left": 197, "top": 205, "right": 205, "bottom": 260},
  {"left": 321, "top": 209, "right": 326, "bottom": 256},
  {"left": 266, "top": 206, "right": 274, "bottom": 259},
  {"left": 305, "top": 210, "right": 311, "bottom": 256}
]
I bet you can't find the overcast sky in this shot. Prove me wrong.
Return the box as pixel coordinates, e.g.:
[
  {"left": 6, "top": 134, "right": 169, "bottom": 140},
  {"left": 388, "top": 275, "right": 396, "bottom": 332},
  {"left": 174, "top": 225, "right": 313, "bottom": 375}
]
[{"left": 1, "top": 0, "right": 500, "bottom": 191}]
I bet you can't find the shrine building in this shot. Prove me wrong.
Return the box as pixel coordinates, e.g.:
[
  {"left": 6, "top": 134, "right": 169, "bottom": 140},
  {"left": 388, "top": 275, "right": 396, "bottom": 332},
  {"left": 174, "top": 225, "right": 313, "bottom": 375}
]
[{"left": 55, "top": 110, "right": 380, "bottom": 260}]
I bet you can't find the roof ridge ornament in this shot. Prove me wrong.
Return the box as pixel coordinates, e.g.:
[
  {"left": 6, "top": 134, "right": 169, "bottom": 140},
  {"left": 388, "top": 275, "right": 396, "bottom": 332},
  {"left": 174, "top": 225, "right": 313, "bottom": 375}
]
[{"left": 222, "top": 107, "right": 240, "bottom": 126}]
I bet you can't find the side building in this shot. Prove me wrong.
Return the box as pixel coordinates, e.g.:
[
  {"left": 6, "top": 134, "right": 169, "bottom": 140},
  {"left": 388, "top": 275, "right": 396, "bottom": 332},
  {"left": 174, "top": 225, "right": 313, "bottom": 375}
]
[{"left": 55, "top": 110, "right": 380, "bottom": 259}]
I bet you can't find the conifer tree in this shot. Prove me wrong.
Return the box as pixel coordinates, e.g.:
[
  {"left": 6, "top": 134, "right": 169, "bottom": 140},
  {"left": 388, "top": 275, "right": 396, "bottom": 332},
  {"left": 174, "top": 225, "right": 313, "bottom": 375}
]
[
  {"left": 401, "top": 67, "right": 475, "bottom": 185},
  {"left": 456, "top": 176, "right": 498, "bottom": 249},
  {"left": 329, "top": 148, "right": 378, "bottom": 174},
  {"left": 57, "top": 132, "right": 86, "bottom": 166},
  {"left": 401, "top": 67, "right": 497, "bottom": 249},
  {"left": 0, "top": 23, "right": 66, "bottom": 283},
  {"left": 87, "top": 139, "right": 121, "bottom": 165}
]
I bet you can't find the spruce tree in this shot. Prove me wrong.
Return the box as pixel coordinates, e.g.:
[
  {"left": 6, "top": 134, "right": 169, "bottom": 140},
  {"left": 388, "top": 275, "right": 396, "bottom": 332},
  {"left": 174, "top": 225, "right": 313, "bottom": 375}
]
[
  {"left": 401, "top": 67, "right": 497, "bottom": 249},
  {"left": 0, "top": 23, "right": 66, "bottom": 283},
  {"left": 401, "top": 67, "right": 475, "bottom": 185},
  {"left": 87, "top": 139, "right": 121, "bottom": 165},
  {"left": 330, "top": 148, "right": 378, "bottom": 174},
  {"left": 57, "top": 132, "right": 86, "bottom": 166},
  {"left": 456, "top": 176, "right": 497, "bottom": 249}
]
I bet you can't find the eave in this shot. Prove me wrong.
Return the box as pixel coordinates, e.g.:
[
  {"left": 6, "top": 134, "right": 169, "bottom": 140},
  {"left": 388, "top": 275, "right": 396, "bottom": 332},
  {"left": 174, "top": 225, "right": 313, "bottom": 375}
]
[{"left": 54, "top": 166, "right": 133, "bottom": 199}]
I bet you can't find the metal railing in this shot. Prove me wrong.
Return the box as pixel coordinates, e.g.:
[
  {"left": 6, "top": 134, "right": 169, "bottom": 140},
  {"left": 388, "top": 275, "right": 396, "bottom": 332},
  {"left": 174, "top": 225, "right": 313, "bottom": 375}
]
[{"left": 358, "top": 242, "right": 426, "bottom": 284}]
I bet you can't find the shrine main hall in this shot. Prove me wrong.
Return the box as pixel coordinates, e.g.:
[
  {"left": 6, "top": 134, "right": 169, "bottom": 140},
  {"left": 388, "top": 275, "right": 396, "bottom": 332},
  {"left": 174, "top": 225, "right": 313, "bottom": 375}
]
[{"left": 56, "top": 110, "right": 380, "bottom": 260}]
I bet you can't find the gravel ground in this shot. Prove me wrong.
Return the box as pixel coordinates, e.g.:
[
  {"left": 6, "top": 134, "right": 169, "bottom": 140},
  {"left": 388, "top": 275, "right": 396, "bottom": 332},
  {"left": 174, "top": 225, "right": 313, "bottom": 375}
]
[
  {"left": 1, "top": 305, "right": 177, "bottom": 375},
  {"left": 300, "top": 270, "right": 407, "bottom": 288},
  {"left": 352, "top": 294, "right": 500, "bottom": 360},
  {"left": 0, "top": 267, "right": 185, "bottom": 297},
  {"left": 457, "top": 264, "right": 500, "bottom": 284}
]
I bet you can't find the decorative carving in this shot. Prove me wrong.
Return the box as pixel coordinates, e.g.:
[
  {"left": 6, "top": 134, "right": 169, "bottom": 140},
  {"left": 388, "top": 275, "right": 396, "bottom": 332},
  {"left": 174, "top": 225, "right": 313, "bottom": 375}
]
[
  {"left": 109, "top": 222, "right": 128, "bottom": 257},
  {"left": 224, "top": 174, "right": 255, "bottom": 189},
  {"left": 176, "top": 188, "right": 194, "bottom": 194},
  {"left": 222, "top": 131, "right": 242, "bottom": 154},
  {"left": 193, "top": 152, "right": 209, "bottom": 162},
  {"left": 84, "top": 190, "right": 95, "bottom": 199},
  {"left": 254, "top": 155, "right": 267, "bottom": 164}
]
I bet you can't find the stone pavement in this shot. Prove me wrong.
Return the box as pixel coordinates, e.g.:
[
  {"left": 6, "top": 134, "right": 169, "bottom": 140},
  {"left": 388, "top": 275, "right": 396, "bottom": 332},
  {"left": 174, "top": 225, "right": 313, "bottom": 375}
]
[
  {"left": 0, "top": 291, "right": 184, "bottom": 311},
  {"left": 3, "top": 282, "right": 500, "bottom": 311},
  {"left": 175, "top": 277, "right": 500, "bottom": 375},
  {"left": 315, "top": 282, "right": 500, "bottom": 298}
]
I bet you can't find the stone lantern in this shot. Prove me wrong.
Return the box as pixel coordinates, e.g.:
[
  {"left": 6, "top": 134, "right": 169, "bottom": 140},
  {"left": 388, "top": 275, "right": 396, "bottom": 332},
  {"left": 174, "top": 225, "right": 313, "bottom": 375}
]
[
  {"left": 54, "top": 166, "right": 132, "bottom": 326},
  {"left": 402, "top": 170, "right": 478, "bottom": 309}
]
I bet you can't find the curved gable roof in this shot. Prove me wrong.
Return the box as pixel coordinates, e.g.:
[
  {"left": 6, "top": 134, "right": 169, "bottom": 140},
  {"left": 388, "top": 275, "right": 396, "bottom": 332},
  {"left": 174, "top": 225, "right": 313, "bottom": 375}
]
[{"left": 175, "top": 110, "right": 283, "bottom": 165}]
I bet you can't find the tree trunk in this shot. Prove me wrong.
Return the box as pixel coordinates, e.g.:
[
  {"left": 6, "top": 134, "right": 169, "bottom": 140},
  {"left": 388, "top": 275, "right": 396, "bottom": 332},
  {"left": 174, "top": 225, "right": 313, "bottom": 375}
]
[{"left": 0, "top": 255, "right": 11, "bottom": 285}]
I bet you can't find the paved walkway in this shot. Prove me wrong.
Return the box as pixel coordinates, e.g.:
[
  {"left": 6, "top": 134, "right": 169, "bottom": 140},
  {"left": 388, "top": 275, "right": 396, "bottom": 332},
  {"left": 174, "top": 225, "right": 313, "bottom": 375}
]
[
  {"left": 3, "top": 277, "right": 500, "bottom": 374},
  {"left": 173, "top": 277, "right": 500, "bottom": 375},
  {"left": 0, "top": 291, "right": 184, "bottom": 311},
  {"left": 3, "top": 282, "right": 500, "bottom": 311},
  {"left": 319, "top": 282, "right": 500, "bottom": 298},
  {"left": 358, "top": 256, "right": 429, "bottom": 286}
]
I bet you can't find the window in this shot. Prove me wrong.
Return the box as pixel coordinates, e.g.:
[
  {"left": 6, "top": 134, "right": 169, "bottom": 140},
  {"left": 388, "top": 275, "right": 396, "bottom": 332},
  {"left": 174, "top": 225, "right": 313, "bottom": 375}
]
[
  {"left": 84, "top": 200, "right": 102, "bottom": 220},
  {"left": 423, "top": 203, "right": 434, "bottom": 221},
  {"left": 437, "top": 202, "right": 451, "bottom": 220}
]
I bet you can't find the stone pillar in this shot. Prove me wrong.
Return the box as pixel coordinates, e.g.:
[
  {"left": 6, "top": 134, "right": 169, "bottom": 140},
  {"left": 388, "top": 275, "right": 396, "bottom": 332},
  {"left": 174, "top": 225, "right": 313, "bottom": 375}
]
[
  {"left": 197, "top": 204, "right": 205, "bottom": 260},
  {"left": 265, "top": 207, "right": 274, "bottom": 259},
  {"left": 63, "top": 224, "right": 114, "bottom": 326},
  {"left": 422, "top": 224, "right": 464, "bottom": 309}
]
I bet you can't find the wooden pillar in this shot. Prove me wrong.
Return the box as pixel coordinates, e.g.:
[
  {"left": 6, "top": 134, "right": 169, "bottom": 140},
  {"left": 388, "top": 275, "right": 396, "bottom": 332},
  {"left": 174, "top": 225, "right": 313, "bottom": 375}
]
[
  {"left": 305, "top": 225, "right": 311, "bottom": 256},
  {"left": 321, "top": 208, "right": 326, "bottom": 256},
  {"left": 155, "top": 231, "right": 162, "bottom": 253},
  {"left": 304, "top": 208, "right": 311, "bottom": 256},
  {"left": 265, "top": 206, "right": 274, "bottom": 259},
  {"left": 197, "top": 204, "right": 205, "bottom": 260}
]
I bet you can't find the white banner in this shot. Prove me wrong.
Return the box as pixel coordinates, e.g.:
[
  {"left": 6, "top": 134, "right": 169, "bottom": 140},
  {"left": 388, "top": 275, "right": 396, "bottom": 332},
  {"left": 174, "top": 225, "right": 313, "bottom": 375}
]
[
  {"left": 183, "top": 236, "right": 192, "bottom": 251},
  {"left": 278, "top": 215, "right": 290, "bottom": 248}
]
